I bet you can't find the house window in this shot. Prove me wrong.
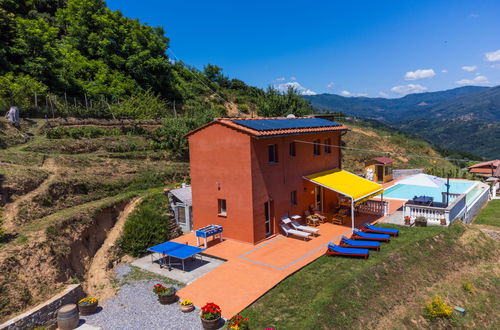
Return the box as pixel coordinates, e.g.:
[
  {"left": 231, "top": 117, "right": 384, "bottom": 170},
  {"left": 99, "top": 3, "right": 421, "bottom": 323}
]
[
  {"left": 289, "top": 142, "right": 296, "bottom": 157},
  {"left": 313, "top": 139, "right": 321, "bottom": 155},
  {"left": 176, "top": 205, "right": 186, "bottom": 224},
  {"left": 324, "top": 138, "right": 331, "bottom": 154},
  {"left": 291, "top": 191, "right": 297, "bottom": 206},
  {"left": 218, "top": 199, "right": 227, "bottom": 216},
  {"left": 268, "top": 144, "right": 278, "bottom": 163}
]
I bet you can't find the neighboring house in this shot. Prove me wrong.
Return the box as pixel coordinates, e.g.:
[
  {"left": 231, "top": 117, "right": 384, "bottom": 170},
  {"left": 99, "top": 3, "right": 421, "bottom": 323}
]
[
  {"left": 186, "top": 117, "right": 384, "bottom": 244},
  {"left": 468, "top": 160, "right": 500, "bottom": 178},
  {"left": 166, "top": 185, "right": 193, "bottom": 233},
  {"left": 365, "top": 157, "right": 395, "bottom": 183}
]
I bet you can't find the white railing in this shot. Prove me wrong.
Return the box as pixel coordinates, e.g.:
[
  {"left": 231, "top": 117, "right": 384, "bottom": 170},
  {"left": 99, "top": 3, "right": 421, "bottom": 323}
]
[
  {"left": 358, "top": 200, "right": 389, "bottom": 216},
  {"left": 404, "top": 193, "right": 467, "bottom": 226}
]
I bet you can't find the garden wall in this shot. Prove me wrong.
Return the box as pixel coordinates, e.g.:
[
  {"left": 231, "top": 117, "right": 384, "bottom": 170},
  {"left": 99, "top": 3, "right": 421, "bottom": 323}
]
[{"left": 0, "top": 284, "right": 85, "bottom": 330}]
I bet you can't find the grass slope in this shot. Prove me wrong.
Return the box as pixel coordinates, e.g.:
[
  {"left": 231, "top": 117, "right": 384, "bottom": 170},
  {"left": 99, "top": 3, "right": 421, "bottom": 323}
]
[
  {"left": 474, "top": 200, "right": 500, "bottom": 227},
  {"left": 242, "top": 223, "right": 499, "bottom": 329}
]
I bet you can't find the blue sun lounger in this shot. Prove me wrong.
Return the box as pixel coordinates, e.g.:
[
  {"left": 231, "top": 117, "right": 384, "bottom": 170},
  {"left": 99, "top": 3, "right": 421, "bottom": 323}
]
[
  {"left": 326, "top": 243, "right": 369, "bottom": 259},
  {"left": 363, "top": 223, "right": 400, "bottom": 237},
  {"left": 340, "top": 236, "right": 381, "bottom": 251},
  {"left": 352, "top": 230, "right": 391, "bottom": 242}
]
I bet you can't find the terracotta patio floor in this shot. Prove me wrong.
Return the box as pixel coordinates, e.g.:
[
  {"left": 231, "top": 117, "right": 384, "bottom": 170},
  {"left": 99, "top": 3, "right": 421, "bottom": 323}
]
[{"left": 171, "top": 209, "right": 403, "bottom": 319}]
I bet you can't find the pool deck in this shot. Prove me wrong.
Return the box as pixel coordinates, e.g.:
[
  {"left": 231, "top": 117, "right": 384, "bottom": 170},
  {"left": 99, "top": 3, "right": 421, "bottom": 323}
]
[{"left": 167, "top": 203, "right": 403, "bottom": 319}]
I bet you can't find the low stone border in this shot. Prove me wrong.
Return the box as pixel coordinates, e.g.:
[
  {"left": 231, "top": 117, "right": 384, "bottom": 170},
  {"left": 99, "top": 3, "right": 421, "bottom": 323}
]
[{"left": 0, "top": 284, "right": 85, "bottom": 330}]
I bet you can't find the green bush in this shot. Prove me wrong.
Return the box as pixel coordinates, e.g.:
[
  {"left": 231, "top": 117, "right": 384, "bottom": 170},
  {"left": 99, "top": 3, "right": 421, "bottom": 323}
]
[
  {"left": 46, "top": 125, "right": 147, "bottom": 139},
  {"left": 118, "top": 193, "right": 181, "bottom": 257},
  {"left": 424, "top": 296, "right": 453, "bottom": 319}
]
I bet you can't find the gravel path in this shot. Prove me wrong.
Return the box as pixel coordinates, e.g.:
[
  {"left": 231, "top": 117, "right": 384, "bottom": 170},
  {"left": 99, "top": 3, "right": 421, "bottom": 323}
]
[{"left": 81, "top": 264, "right": 213, "bottom": 330}]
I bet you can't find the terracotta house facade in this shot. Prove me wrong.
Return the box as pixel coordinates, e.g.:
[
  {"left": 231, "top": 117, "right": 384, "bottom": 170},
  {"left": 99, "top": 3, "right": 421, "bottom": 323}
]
[{"left": 186, "top": 117, "right": 351, "bottom": 244}]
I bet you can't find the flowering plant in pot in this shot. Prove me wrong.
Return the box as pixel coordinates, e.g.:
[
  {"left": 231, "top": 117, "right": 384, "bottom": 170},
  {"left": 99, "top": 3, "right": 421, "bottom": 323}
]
[
  {"left": 404, "top": 216, "right": 411, "bottom": 226},
  {"left": 78, "top": 297, "right": 98, "bottom": 315},
  {"left": 228, "top": 314, "right": 250, "bottom": 330},
  {"left": 179, "top": 299, "right": 194, "bottom": 312},
  {"left": 153, "top": 283, "right": 176, "bottom": 304},
  {"left": 200, "top": 302, "right": 221, "bottom": 329}
]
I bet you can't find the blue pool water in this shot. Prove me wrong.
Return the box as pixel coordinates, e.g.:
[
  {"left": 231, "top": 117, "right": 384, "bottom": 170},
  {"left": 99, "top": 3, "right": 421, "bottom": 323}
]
[{"left": 383, "top": 180, "right": 477, "bottom": 202}]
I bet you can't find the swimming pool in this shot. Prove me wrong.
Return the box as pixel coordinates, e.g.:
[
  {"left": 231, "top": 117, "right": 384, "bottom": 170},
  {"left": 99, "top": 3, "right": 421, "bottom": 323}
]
[{"left": 383, "top": 179, "right": 477, "bottom": 203}]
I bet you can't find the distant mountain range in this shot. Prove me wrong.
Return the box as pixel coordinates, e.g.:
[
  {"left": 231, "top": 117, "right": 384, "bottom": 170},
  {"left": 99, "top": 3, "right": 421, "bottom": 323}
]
[{"left": 304, "top": 86, "right": 500, "bottom": 158}]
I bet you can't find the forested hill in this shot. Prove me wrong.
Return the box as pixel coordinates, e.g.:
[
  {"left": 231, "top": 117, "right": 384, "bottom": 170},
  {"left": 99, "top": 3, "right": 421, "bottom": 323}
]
[
  {"left": 0, "top": 0, "right": 311, "bottom": 120},
  {"left": 305, "top": 86, "right": 500, "bottom": 158}
]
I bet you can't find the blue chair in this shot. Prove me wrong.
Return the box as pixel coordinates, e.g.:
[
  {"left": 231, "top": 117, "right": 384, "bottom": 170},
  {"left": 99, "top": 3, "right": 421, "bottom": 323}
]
[
  {"left": 340, "top": 236, "right": 381, "bottom": 251},
  {"left": 326, "top": 243, "right": 369, "bottom": 259},
  {"left": 363, "top": 223, "right": 400, "bottom": 237},
  {"left": 352, "top": 230, "right": 391, "bottom": 242}
]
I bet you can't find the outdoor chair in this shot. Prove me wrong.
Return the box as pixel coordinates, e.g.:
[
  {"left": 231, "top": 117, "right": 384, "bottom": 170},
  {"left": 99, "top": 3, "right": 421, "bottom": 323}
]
[
  {"left": 312, "top": 208, "right": 327, "bottom": 223},
  {"left": 304, "top": 210, "right": 320, "bottom": 227},
  {"left": 280, "top": 224, "right": 312, "bottom": 240},
  {"left": 339, "top": 236, "right": 380, "bottom": 251},
  {"left": 283, "top": 217, "right": 320, "bottom": 236},
  {"left": 352, "top": 230, "right": 391, "bottom": 242},
  {"left": 326, "top": 243, "right": 369, "bottom": 259},
  {"left": 362, "top": 223, "right": 399, "bottom": 237}
]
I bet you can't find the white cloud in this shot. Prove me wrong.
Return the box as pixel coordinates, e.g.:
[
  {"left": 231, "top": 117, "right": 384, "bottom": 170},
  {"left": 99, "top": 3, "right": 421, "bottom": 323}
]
[
  {"left": 274, "top": 81, "right": 316, "bottom": 95},
  {"left": 485, "top": 49, "right": 500, "bottom": 62},
  {"left": 379, "top": 92, "right": 389, "bottom": 98},
  {"left": 404, "top": 69, "right": 436, "bottom": 81},
  {"left": 455, "top": 75, "right": 489, "bottom": 85},
  {"left": 390, "top": 84, "right": 428, "bottom": 95},
  {"left": 327, "top": 82, "right": 335, "bottom": 88},
  {"left": 290, "top": 76, "right": 297, "bottom": 81},
  {"left": 441, "top": 69, "right": 448, "bottom": 73},
  {"left": 274, "top": 77, "right": 285, "bottom": 81},
  {"left": 461, "top": 65, "right": 477, "bottom": 72},
  {"left": 338, "top": 90, "right": 368, "bottom": 97}
]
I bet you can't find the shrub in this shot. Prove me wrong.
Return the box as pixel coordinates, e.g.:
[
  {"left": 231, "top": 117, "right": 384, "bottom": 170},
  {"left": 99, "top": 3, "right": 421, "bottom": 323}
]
[
  {"left": 118, "top": 193, "right": 181, "bottom": 257},
  {"left": 424, "top": 296, "right": 453, "bottom": 319},
  {"left": 462, "top": 281, "right": 476, "bottom": 294}
]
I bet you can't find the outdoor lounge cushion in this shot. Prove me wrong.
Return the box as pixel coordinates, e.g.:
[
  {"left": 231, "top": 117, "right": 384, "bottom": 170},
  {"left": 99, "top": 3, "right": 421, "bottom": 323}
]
[
  {"left": 285, "top": 218, "right": 320, "bottom": 235},
  {"left": 353, "top": 230, "right": 390, "bottom": 241},
  {"left": 280, "top": 224, "right": 311, "bottom": 239},
  {"left": 341, "top": 237, "right": 380, "bottom": 249},
  {"left": 363, "top": 223, "right": 399, "bottom": 236},
  {"left": 327, "top": 243, "right": 369, "bottom": 256}
]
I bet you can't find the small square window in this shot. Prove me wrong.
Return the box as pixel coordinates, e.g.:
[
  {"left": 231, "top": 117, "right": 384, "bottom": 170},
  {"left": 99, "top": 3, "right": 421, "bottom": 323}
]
[
  {"left": 313, "top": 139, "right": 321, "bottom": 155},
  {"left": 324, "top": 138, "right": 331, "bottom": 154},
  {"left": 268, "top": 144, "right": 278, "bottom": 163},
  {"left": 291, "top": 191, "right": 297, "bottom": 206},
  {"left": 289, "top": 142, "right": 296, "bottom": 157},
  {"left": 218, "top": 199, "right": 227, "bottom": 216}
]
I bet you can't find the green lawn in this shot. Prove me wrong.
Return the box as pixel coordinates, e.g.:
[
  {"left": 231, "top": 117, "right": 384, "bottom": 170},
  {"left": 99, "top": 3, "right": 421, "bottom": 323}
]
[
  {"left": 474, "top": 200, "right": 500, "bottom": 227},
  {"left": 241, "top": 223, "right": 497, "bottom": 329}
]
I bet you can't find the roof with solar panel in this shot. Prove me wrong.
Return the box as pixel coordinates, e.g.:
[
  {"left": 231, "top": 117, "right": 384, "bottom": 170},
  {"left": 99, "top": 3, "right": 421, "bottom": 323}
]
[{"left": 186, "top": 116, "right": 348, "bottom": 138}]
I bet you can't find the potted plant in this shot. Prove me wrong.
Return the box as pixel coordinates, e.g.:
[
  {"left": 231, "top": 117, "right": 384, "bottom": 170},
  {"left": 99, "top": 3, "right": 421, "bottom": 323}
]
[
  {"left": 415, "top": 216, "right": 427, "bottom": 227},
  {"left": 180, "top": 299, "right": 195, "bottom": 313},
  {"left": 228, "top": 314, "right": 250, "bottom": 330},
  {"left": 404, "top": 216, "right": 411, "bottom": 226},
  {"left": 78, "top": 297, "right": 98, "bottom": 315},
  {"left": 200, "top": 302, "right": 221, "bottom": 330},
  {"left": 153, "top": 283, "right": 177, "bottom": 304},
  {"left": 440, "top": 218, "right": 447, "bottom": 226}
]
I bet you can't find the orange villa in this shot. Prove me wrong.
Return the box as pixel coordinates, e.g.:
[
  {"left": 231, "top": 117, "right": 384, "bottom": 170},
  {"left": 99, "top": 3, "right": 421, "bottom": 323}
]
[{"left": 185, "top": 117, "right": 387, "bottom": 244}]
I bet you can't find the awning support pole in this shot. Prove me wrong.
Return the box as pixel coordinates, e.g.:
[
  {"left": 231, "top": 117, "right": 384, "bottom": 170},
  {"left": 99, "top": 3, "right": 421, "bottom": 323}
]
[{"left": 351, "top": 197, "right": 355, "bottom": 232}]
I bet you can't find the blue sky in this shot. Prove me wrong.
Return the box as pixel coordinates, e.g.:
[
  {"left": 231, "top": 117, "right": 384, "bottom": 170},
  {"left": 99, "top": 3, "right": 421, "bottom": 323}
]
[{"left": 106, "top": 0, "right": 500, "bottom": 98}]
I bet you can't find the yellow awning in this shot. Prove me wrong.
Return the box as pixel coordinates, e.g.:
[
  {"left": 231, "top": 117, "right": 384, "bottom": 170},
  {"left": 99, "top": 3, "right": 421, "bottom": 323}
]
[{"left": 304, "top": 169, "right": 383, "bottom": 202}]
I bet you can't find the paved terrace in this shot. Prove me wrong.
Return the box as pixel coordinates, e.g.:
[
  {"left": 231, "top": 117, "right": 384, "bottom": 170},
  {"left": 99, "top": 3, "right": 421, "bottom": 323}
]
[{"left": 170, "top": 201, "right": 404, "bottom": 319}]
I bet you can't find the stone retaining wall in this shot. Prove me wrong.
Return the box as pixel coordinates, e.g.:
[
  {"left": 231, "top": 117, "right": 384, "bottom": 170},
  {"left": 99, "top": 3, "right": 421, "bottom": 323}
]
[{"left": 0, "top": 284, "right": 85, "bottom": 330}]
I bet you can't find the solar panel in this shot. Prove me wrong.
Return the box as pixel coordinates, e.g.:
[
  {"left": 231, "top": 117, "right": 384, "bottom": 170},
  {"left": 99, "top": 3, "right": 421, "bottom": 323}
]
[{"left": 232, "top": 118, "right": 341, "bottom": 131}]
